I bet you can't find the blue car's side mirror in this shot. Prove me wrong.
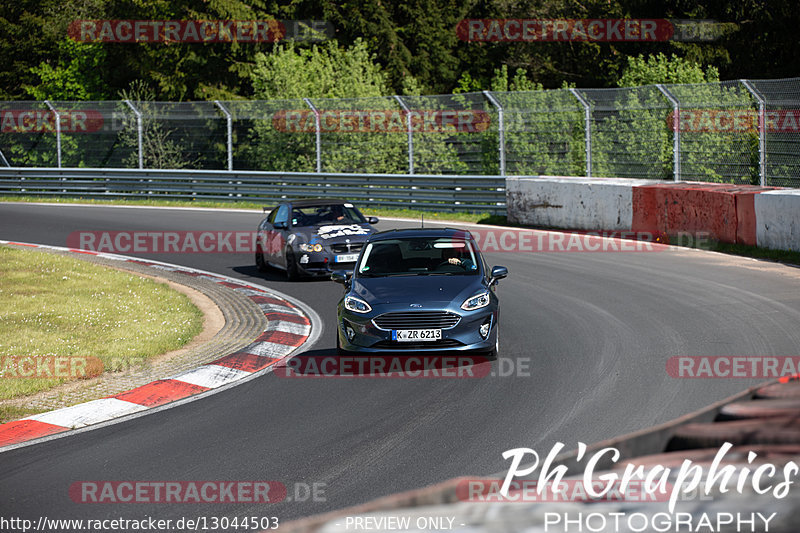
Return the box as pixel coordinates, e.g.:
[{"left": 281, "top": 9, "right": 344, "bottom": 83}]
[
  {"left": 367, "top": 216, "right": 379, "bottom": 224},
  {"left": 490, "top": 266, "right": 508, "bottom": 285}
]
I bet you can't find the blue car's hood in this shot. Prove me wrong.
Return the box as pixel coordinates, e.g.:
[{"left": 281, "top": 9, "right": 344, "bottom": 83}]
[{"left": 352, "top": 275, "right": 484, "bottom": 307}]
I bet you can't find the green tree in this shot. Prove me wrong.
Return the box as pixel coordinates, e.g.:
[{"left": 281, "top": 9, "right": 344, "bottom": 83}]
[
  {"left": 618, "top": 53, "right": 719, "bottom": 87},
  {"left": 251, "top": 39, "right": 388, "bottom": 99},
  {"left": 25, "top": 40, "right": 107, "bottom": 101}
]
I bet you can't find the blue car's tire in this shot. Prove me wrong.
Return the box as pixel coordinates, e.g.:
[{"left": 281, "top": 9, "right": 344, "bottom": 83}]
[
  {"left": 486, "top": 326, "right": 499, "bottom": 359},
  {"left": 336, "top": 328, "right": 350, "bottom": 356}
]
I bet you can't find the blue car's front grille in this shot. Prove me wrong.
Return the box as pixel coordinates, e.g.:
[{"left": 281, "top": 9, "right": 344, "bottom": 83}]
[{"left": 373, "top": 311, "right": 461, "bottom": 330}]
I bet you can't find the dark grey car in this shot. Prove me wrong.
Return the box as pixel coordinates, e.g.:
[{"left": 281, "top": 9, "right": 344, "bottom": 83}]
[
  {"left": 332, "top": 228, "right": 508, "bottom": 356},
  {"left": 256, "top": 199, "right": 378, "bottom": 280}
]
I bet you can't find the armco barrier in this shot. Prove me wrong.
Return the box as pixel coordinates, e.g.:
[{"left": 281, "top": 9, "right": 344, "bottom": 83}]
[
  {"left": 0, "top": 167, "right": 506, "bottom": 214},
  {"left": 755, "top": 190, "right": 800, "bottom": 252},
  {"left": 507, "top": 176, "right": 797, "bottom": 251}
]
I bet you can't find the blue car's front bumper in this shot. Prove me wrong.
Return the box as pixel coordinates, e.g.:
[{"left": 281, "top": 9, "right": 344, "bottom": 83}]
[{"left": 337, "top": 305, "right": 497, "bottom": 353}]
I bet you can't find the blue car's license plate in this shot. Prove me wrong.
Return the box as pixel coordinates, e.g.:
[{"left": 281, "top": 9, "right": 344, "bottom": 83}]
[{"left": 392, "top": 329, "right": 442, "bottom": 342}]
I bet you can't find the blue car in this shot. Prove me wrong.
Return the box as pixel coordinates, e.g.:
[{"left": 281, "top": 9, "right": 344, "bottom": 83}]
[{"left": 332, "top": 228, "right": 508, "bottom": 356}]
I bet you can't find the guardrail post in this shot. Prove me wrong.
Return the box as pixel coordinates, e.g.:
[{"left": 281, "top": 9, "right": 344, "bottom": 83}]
[
  {"left": 483, "top": 91, "right": 505, "bottom": 176},
  {"left": 656, "top": 84, "right": 681, "bottom": 182},
  {"left": 569, "top": 88, "right": 592, "bottom": 177},
  {"left": 124, "top": 100, "right": 143, "bottom": 169},
  {"left": 394, "top": 95, "right": 414, "bottom": 174},
  {"left": 44, "top": 100, "right": 62, "bottom": 168},
  {"left": 741, "top": 79, "right": 767, "bottom": 187},
  {"left": 303, "top": 98, "right": 322, "bottom": 173},
  {"left": 214, "top": 100, "right": 234, "bottom": 171}
]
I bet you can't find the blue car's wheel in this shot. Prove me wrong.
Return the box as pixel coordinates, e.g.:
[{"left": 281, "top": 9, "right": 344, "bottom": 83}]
[
  {"left": 487, "top": 326, "right": 499, "bottom": 359},
  {"left": 336, "top": 327, "right": 350, "bottom": 356}
]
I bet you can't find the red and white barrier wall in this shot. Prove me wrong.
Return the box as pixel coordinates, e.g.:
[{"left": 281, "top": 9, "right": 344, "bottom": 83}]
[{"left": 507, "top": 177, "right": 799, "bottom": 252}]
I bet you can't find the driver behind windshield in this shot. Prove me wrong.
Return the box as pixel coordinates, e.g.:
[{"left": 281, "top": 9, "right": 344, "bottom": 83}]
[
  {"left": 318, "top": 204, "right": 347, "bottom": 223},
  {"left": 442, "top": 244, "right": 477, "bottom": 271}
]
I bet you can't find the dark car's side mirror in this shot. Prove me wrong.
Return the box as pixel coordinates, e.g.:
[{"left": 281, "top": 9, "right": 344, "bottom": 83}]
[
  {"left": 273, "top": 221, "right": 288, "bottom": 230},
  {"left": 490, "top": 266, "right": 508, "bottom": 286},
  {"left": 367, "top": 216, "right": 379, "bottom": 224},
  {"left": 331, "top": 270, "right": 351, "bottom": 286}
]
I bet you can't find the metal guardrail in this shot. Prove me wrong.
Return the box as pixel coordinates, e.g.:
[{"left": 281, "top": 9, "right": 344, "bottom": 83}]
[
  {"left": 3, "top": 78, "right": 799, "bottom": 187},
  {"left": 0, "top": 168, "right": 506, "bottom": 214}
]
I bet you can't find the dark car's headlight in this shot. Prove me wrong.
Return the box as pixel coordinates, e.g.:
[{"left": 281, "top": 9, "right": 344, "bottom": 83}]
[
  {"left": 461, "top": 291, "right": 490, "bottom": 311},
  {"left": 344, "top": 295, "right": 372, "bottom": 314},
  {"left": 299, "top": 243, "right": 323, "bottom": 252}
]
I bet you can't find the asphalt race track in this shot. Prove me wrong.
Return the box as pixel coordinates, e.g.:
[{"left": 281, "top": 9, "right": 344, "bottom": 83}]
[{"left": 2, "top": 203, "right": 800, "bottom": 527}]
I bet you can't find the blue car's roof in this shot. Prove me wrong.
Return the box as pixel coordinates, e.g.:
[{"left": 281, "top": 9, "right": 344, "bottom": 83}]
[{"left": 368, "top": 227, "right": 474, "bottom": 241}]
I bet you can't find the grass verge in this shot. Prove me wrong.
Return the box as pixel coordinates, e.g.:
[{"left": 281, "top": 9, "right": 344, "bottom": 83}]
[
  {"left": 0, "top": 245, "right": 203, "bottom": 422},
  {"left": 705, "top": 241, "right": 800, "bottom": 266}
]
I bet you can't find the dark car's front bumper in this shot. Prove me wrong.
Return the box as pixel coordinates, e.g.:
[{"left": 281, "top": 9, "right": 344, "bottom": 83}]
[
  {"left": 337, "top": 305, "right": 497, "bottom": 353},
  {"left": 295, "top": 251, "right": 356, "bottom": 277}
]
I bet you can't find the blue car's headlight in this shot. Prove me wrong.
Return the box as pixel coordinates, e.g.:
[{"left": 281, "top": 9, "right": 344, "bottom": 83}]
[
  {"left": 344, "top": 295, "right": 372, "bottom": 314},
  {"left": 461, "top": 291, "right": 490, "bottom": 311}
]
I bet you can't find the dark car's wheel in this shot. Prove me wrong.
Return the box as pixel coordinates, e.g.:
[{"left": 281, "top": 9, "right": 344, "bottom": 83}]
[
  {"left": 255, "top": 246, "right": 268, "bottom": 272},
  {"left": 285, "top": 249, "right": 300, "bottom": 281}
]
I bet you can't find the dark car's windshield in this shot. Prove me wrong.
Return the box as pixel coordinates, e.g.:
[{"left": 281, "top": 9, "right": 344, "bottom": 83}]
[
  {"left": 291, "top": 203, "right": 366, "bottom": 227},
  {"left": 357, "top": 237, "right": 480, "bottom": 277}
]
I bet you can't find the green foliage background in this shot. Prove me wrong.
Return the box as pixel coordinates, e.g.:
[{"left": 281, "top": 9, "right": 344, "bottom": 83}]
[{"left": 0, "top": 1, "right": 795, "bottom": 183}]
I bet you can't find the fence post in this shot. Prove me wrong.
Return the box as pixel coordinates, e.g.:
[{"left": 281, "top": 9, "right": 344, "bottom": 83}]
[
  {"left": 303, "top": 98, "right": 322, "bottom": 173},
  {"left": 741, "top": 79, "right": 767, "bottom": 187},
  {"left": 394, "top": 95, "right": 414, "bottom": 174},
  {"left": 656, "top": 84, "right": 680, "bottom": 182},
  {"left": 483, "top": 91, "right": 505, "bottom": 176},
  {"left": 214, "top": 100, "right": 234, "bottom": 171},
  {"left": 123, "top": 100, "right": 143, "bottom": 169},
  {"left": 44, "top": 100, "right": 62, "bottom": 168},
  {"left": 569, "top": 88, "right": 592, "bottom": 177}
]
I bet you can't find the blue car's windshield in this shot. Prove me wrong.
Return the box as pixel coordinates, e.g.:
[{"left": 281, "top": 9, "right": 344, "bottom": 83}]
[{"left": 357, "top": 238, "right": 480, "bottom": 277}]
